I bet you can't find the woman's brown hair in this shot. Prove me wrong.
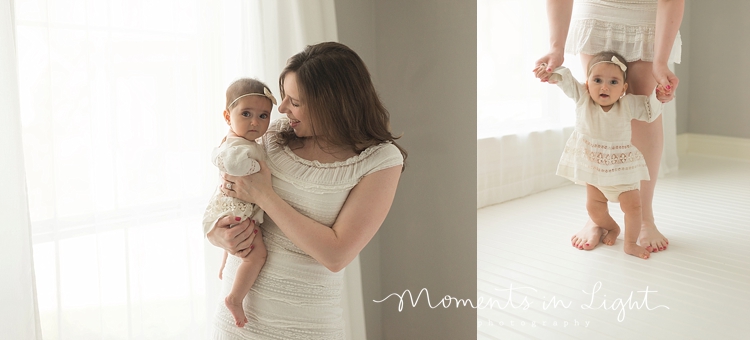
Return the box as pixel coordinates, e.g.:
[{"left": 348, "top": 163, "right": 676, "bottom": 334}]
[{"left": 277, "top": 42, "right": 407, "bottom": 166}]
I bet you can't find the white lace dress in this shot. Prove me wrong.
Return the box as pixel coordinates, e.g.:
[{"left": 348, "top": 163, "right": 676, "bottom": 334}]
[
  {"left": 550, "top": 67, "right": 662, "bottom": 186},
  {"left": 210, "top": 118, "right": 404, "bottom": 339},
  {"left": 566, "top": 0, "right": 682, "bottom": 63}
]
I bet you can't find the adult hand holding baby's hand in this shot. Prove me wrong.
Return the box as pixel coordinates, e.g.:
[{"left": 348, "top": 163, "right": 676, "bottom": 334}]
[
  {"left": 534, "top": 51, "right": 564, "bottom": 82},
  {"left": 533, "top": 63, "right": 559, "bottom": 84},
  {"left": 652, "top": 63, "right": 678, "bottom": 103},
  {"left": 655, "top": 85, "right": 672, "bottom": 103}
]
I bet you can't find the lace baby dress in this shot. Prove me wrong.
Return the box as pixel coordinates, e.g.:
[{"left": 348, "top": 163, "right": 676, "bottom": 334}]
[
  {"left": 566, "top": 0, "right": 682, "bottom": 63},
  {"left": 210, "top": 118, "right": 404, "bottom": 339},
  {"left": 550, "top": 67, "right": 662, "bottom": 186},
  {"left": 203, "top": 136, "right": 266, "bottom": 234}
]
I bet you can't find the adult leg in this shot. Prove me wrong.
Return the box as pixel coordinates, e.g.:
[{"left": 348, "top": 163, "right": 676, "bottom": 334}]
[{"left": 624, "top": 61, "right": 669, "bottom": 253}]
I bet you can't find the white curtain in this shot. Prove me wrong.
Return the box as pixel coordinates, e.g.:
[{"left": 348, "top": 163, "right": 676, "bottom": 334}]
[
  {"left": 1, "top": 0, "right": 42, "bottom": 338},
  {"left": 5, "top": 0, "right": 363, "bottom": 339},
  {"left": 476, "top": 0, "right": 680, "bottom": 209},
  {"left": 476, "top": 0, "right": 578, "bottom": 209}
]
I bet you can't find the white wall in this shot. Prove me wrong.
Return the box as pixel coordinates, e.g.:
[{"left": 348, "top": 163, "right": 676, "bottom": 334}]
[{"left": 335, "top": 1, "right": 477, "bottom": 339}]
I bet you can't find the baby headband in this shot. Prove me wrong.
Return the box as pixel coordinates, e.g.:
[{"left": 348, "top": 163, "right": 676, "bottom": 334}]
[
  {"left": 227, "top": 87, "right": 277, "bottom": 108},
  {"left": 588, "top": 56, "right": 628, "bottom": 79}
]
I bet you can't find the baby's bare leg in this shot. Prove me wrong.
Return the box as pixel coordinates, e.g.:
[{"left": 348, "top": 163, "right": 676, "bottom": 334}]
[
  {"left": 219, "top": 251, "right": 228, "bottom": 280},
  {"left": 225, "top": 229, "right": 268, "bottom": 327},
  {"left": 572, "top": 185, "right": 621, "bottom": 250},
  {"left": 618, "top": 190, "right": 650, "bottom": 259},
  {"left": 578, "top": 55, "right": 669, "bottom": 252}
]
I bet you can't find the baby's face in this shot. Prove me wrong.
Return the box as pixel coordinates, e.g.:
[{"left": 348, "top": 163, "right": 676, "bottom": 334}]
[
  {"left": 224, "top": 96, "right": 272, "bottom": 141},
  {"left": 586, "top": 63, "right": 628, "bottom": 110}
]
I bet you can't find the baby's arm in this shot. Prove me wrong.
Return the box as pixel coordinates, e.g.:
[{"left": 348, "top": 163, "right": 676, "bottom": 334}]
[
  {"left": 623, "top": 87, "right": 664, "bottom": 123},
  {"left": 214, "top": 145, "right": 262, "bottom": 176},
  {"left": 534, "top": 65, "right": 585, "bottom": 103}
]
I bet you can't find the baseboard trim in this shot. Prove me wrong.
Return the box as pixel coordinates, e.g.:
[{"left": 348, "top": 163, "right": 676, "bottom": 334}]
[{"left": 676, "top": 133, "right": 750, "bottom": 160}]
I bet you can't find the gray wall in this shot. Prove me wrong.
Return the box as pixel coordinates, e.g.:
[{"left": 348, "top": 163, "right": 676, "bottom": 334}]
[
  {"left": 679, "top": 0, "right": 750, "bottom": 138},
  {"left": 675, "top": 0, "right": 690, "bottom": 135},
  {"left": 335, "top": 1, "right": 477, "bottom": 339}
]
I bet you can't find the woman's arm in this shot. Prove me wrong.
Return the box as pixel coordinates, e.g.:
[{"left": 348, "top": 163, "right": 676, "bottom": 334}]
[
  {"left": 223, "top": 163, "right": 402, "bottom": 272},
  {"left": 652, "top": 0, "right": 685, "bottom": 95},
  {"left": 535, "top": 0, "right": 574, "bottom": 75}
]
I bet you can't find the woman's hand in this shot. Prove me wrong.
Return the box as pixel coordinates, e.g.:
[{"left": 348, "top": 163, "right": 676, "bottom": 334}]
[
  {"left": 206, "top": 216, "right": 260, "bottom": 258},
  {"left": 220, "top": 161, "right": 274, "bottom": 207},
  {"left": 652, "top": 63, "right": 679, "bottom": 103},
  {"left": 655, "top": 85, "right": 672, "bottom": 103},
  {"left": 534, "top": 51, "right": 565, "bottom": 82},
  {"left": 533, "top": 63, "right": 559, "bottom": 84}
]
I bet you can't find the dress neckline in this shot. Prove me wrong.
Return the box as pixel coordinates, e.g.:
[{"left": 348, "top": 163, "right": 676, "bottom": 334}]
[{"left": 281, "top": 143, "right": 381, "bottom": 168}]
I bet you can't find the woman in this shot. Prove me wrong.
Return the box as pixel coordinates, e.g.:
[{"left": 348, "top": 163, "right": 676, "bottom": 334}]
[
  {"left": 206, "top": 42, "right": 406, "bottom": 339},
  {"left": 535, "top": 0, "right": 684, "bottom": 253}
]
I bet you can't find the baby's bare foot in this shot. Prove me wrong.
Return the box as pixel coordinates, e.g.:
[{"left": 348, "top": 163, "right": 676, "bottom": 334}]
[
  {"left": 601, "top": 225, "right": 620, "bottom": 246},
  {"left": 639, "top": 221, "right": 669, "bottom": 253},
  {"left": 571, "top": 220, "right": 606, "bottom": 250},
  {"left": 624, "top": 242, "right": 650, "bottom": 259},
  {"left": 225, "top": 295, "right": 248, "bottom": 327}
]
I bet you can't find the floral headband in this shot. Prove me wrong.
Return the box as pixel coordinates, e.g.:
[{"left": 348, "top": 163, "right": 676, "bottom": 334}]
[
  {"left": 227, "top": 87, "right": 277, "bottom": 108},
  {"left": 588, "top": 56, "right": 628, "bottom": 79}
]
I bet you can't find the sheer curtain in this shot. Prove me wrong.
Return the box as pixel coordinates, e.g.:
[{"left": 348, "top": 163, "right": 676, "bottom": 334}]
[
  {"left": 7, "top": 0, "right": 356, "bottom": 339},
  {"left": 477, "top": 0, "right": 679, "bottom": 209},
  {"left": 1, "top": 1, "right": 41, "bottom": 338}
]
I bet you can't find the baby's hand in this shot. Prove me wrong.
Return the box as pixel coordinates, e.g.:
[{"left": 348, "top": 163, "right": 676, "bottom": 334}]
[{"left": 533, "top": 63, "right": 557, "bottom": 84}]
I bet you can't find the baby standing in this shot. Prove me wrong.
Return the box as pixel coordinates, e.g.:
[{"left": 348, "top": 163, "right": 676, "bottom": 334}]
[
  {"left": 202, "top": 78, "right": 276, "bottom": 326},
  {"left": 534, "top": 51, "right": 666, "bottom": 259}
]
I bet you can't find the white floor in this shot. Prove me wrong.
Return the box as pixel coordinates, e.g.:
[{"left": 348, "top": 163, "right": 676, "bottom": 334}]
[{"left": 477, "top": 154, "right": 750, "bottom": 339}]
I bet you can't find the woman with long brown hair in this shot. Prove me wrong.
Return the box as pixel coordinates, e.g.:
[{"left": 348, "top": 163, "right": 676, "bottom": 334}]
[{"left": 206, "top": 42, "right": 406, "bottom": 339}]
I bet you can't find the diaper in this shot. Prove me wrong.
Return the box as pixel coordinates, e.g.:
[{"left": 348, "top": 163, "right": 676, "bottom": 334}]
[{"left": 593, "top": 183, "right": 640, "bottom": 203}]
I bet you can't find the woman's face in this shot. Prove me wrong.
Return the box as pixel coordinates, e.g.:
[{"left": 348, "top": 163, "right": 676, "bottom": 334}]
[{"left": 278, "top": 72, "right": 311, "bottom": 137}]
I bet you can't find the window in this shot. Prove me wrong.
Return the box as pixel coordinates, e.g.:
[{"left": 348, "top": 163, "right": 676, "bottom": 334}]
[
  {"left": 477, "top": 0, "right": 581, "bottom": 139},
  {"left": 15, "top": 1, "right": 256, "bottom": 338}
]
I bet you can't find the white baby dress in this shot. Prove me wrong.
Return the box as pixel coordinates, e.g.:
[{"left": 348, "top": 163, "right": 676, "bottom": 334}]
[
  {"left": 550, "top": 67, "right": 662, "bottom": 187},
  {"left": 203, "top": 136, "right": 266, "bottom": 234}
]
